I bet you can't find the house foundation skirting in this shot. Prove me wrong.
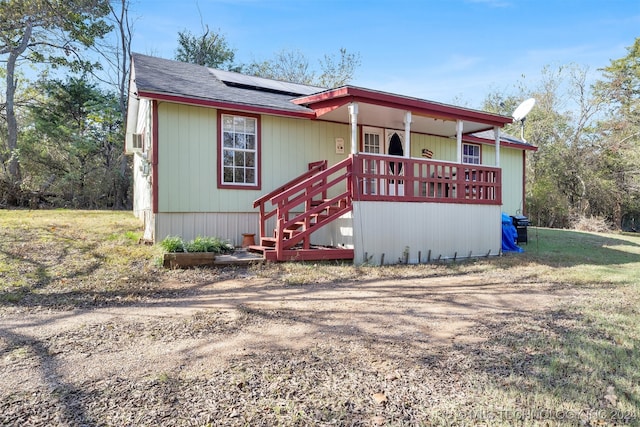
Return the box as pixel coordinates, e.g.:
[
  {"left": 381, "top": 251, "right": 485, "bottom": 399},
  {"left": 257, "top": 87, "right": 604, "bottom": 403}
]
[
  {"left": 155, "top": 212, "right": 260, "bottom": 247},
  {"left": 352, "top": 202, "right": 501, "bottom": 265}
]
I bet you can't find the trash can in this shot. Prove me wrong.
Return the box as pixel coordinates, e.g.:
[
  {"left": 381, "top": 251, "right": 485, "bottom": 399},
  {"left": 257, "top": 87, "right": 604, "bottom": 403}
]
[{"left": 511, "top": 215, "right": 529, "bottom": 244}]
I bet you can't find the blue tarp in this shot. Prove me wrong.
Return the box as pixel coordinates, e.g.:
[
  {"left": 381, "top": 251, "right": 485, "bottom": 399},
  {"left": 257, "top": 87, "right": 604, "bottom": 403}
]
[{"left": 502, "top": 212, "right": 524, "bottom": 253}]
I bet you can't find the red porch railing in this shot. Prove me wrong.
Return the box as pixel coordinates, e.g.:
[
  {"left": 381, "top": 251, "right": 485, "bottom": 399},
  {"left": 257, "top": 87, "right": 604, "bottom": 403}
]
[{"left": 351, "top": 153, "right": 502, "bottom": 205}]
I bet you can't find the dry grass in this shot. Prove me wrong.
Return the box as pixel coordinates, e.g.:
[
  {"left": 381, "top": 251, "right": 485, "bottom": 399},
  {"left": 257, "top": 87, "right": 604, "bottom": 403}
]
[
  {"left": 571, "top": 215, "right": 613, "bottom": 233},
  {"left": 1, "top": 209, "right": 640, "bottom": 426}
]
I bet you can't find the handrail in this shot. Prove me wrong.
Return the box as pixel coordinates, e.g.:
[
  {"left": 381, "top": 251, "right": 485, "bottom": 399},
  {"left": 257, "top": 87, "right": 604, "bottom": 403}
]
[
  {"left": 271, "top": 157, "right": 352, "bottom": 206},
  {"left": 272, "top": 156, "right": 353, "bottom": 259},
  {"left": 253, "top": 160, "right": 326, "bottom": 208},
  {"left": 253, "top": 160, "right": 327, "bottom": 240},
  {"left": 278, "top": 191, "right": 352, "bottom": 250}
]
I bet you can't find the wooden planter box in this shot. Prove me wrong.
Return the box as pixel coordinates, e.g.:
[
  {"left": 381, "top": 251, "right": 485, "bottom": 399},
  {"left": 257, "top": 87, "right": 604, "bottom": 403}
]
[{"left": 163, "top": 252, "right": 216, "bottom": 269}]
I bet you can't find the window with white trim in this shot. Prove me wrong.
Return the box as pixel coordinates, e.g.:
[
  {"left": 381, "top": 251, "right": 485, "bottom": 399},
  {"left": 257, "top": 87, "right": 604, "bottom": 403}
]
[
  {"left": 462, "top": 143, "right": 481, "bottom": 164},
  {"left": 363, "top": 130, "right": 381, "bottom": 154},
  {"left": 221, "top": 113, "right": 258, "bottom": 187},
  {"left": 363, "top": 127, "right": 383, "bottom": 195}
]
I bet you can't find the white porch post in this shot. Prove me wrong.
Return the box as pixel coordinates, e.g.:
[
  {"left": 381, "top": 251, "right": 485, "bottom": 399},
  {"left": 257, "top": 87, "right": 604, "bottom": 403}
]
[
  {"left": 456, "top": 120, "right": 463, "bottom": 163},
  {"left": 404, "top": 111, "right": 412, "bottom": 157},
  {"left": 494, "top": 126, "right": 501, "bottom": 167},
  {"left": 348, "top": 103, "right": 359, "bottom": 154}
]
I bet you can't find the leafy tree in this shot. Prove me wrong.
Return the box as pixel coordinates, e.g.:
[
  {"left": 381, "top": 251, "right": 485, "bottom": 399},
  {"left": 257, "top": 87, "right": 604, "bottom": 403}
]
[
  {"left": 245, "top": 49, "right": 314, "bottom": 85},
  {"left": 22, "top": 77, "right": 124, "bottom": 208},
  {"left": 175, "top": 26, "right": 238, "bottom": 70},
  {"left": 0, "top": 0, "right": 111, "bottom": 200},
  {"left": 90, "top": 0, "right": 134, "bottom": 208},
  {"left": 317, "top": 48, "right": 361, "bottom": 88},
  {"left": 484, "top": 46, "right": 640, "bottom": 231},
  {"left": 483, "top": 64, "right": 606, "bottom": 228},
  {"left": 245, "top": 47, "right": 361, "bottom": 88},
  {"left": 592, "top": 37, "right": 640, "bottom": 229}
]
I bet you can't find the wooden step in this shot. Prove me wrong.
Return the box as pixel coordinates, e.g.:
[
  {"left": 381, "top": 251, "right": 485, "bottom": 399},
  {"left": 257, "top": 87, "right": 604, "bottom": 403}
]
[
  {"left": 249, "top": 245, "right": 353, "bottom": 262},
  {"left": 310, "top": 214, "right": 329, "bottom": 222},
  {"left": 260, "top": 237, "right": 276, "bottom": 247},
  {"left": 247, "top": 244, "right": 274, "bottom": 254},
  {"left": 283, "top": 228, "right": 303, "bottom": 239}
]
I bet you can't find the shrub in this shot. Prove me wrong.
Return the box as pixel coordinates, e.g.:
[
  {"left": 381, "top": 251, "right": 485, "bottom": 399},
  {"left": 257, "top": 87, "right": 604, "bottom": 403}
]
[
  {"left": 185, "top": 236, "right": 234, "bottom": 253},
  {"left": 160, "top": 235, "right": 234, "bottom": 254},
  {"left": 571, "top": 215, "right": 612, "bottom": 233},
  {"left": 160, "top": 236, "right": 185, "bottom": 253}
]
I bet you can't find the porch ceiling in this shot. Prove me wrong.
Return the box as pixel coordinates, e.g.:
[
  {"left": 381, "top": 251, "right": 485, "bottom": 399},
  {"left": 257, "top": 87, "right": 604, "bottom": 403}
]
[{"left": 317, "top": 103, "right": 497, "bottom": 137}]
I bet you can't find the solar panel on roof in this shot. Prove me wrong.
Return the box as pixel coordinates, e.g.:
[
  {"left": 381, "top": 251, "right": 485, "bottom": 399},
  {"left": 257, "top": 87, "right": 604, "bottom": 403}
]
[{"left": 209, "top": 69, "right": 324, "bottom": 96}]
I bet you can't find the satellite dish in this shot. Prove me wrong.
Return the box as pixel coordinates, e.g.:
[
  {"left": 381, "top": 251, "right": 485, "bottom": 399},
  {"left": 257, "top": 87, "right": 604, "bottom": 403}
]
[
  {"left": 512, "top": 98, "right": 535, "bottom": 122},
  {"left": 511, "top": 98, "right": 536, "bottom": 142}
]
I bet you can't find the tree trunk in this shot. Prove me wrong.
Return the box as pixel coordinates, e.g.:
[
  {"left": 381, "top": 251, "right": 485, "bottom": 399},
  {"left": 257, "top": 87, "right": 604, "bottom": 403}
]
[
  {"left": 613, "top": 198, "right": 623, "bottom": 230},
  {"left": 2, "top": 22, "right": 32, "bottom": 183},
  {"left": 6, "top": 50, "right": 21, "bottom": 181},
  {"left": 113, "top": 0, "right": 132, "bottom": 210}
]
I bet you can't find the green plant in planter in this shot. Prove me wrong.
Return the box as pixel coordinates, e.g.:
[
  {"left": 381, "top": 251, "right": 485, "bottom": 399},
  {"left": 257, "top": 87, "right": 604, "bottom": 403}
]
[
  {"left": 185, "top": 236, "right": 219, "bottom": 253},
  {"left": 161, "top": 235, "right": 235, "bottom": 254},
  {"left": 160, "top": 236, "right": 185, "bottom": 253}
]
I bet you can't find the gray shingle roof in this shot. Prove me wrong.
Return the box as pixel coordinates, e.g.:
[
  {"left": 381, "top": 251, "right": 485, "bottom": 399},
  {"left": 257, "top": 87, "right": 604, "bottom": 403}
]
[
  {"left": 470, "top": 129, "right": 535, "bottom": 149},
  {"left": 131, "top": 53, "right": 317, "bottom": 114}
]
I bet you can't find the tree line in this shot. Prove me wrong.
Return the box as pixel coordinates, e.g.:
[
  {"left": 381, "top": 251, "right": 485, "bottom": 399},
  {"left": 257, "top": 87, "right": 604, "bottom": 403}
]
[
  {"left": 1, "top": 0, "right": 129, "bottom": 209},
  {"left": 1, "top": 1, "right": 639, "bottom": 231},
  {"left": 483, "top": 40, "right": 640, "bottom": 230}
]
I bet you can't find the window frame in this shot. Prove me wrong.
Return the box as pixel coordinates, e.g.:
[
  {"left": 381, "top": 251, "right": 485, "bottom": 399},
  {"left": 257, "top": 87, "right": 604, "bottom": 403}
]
[
  {"left": 462, "top": 142, "right": 481, "bottom": 165},
  {"left": 360, "top": 126, "right": 382, "bottom": 153},
  {"left": 217, "top": 110, "right": 261, "bottom": 190}
]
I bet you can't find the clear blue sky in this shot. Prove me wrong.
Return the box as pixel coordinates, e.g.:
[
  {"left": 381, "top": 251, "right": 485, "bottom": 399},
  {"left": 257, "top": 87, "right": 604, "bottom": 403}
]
[{"left": 129, "top": 0, "right": 640, "bottom": 108}]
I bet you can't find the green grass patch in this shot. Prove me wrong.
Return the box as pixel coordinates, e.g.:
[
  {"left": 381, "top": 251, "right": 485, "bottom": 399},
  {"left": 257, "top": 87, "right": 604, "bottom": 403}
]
[
  {"left": 520, "top": 227, "right": 640, "bottom": 285},
  {"left": 0, "top": 209, "right": 163, "bottom": 306},
  {"left": 473, "top": 290, "right": 640, "bottom": 424}
]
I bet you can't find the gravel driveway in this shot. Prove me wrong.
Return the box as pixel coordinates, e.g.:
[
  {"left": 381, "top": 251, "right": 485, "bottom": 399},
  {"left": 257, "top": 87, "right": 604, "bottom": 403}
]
[{"left": 1, "top": 268, "right": 576, "bottom": 426}]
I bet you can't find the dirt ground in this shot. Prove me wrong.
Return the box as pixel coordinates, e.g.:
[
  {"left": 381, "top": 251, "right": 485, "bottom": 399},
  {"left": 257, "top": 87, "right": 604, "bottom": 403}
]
[{"left": 0, "top": 269, "right": 578, "bottom": 426}]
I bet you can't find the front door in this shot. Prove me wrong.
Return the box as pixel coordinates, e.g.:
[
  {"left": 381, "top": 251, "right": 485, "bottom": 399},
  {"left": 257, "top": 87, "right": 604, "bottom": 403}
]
[{"left": 385, "top": 130, "right": 405, "bottom": 196}]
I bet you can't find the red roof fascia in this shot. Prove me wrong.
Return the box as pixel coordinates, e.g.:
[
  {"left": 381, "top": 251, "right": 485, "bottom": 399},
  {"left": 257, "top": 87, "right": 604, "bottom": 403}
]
[
  {"left": 295, "top": 87, "right": 513, "bottom": 126},
  {"left": 292, "top": 87, "right": 351, "bottom": 105},
  {"left": 303, "top": 97, "right": 353, "bottom": 117},
  {"left": 463, "top": 134, "right": 538, "bottom": 151},
  {"left": 137, "top": 90, "right": 317, "bottom": 119}
]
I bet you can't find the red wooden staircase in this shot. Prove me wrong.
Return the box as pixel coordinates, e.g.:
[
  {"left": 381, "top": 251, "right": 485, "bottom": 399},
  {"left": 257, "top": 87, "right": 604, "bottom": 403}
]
[{"left": 252, "top": 157, "right": 355, "bottom": 262}]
